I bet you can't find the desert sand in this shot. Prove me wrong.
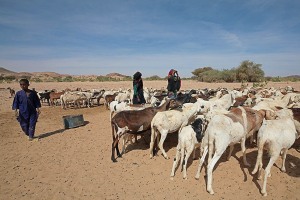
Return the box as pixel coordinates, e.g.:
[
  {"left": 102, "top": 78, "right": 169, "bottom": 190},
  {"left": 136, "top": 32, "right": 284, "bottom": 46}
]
[{"left": 0, "top": 80, "right": 299, "bottom": 200}]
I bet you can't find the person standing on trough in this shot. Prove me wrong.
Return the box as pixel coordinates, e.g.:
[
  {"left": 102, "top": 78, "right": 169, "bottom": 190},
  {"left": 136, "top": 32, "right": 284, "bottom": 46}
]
[
  {"left": 12, "top": 78, "right": 41, "bottom": 141},
  {"left": 167, "top": 69, "right": 181, "bottom": 98},
  {"left": 132, "top": 71, "right": 146, "bottom": 104}
]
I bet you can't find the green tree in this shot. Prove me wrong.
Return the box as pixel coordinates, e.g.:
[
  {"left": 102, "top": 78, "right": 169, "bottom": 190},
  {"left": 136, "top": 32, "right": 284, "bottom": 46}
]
[
  {"left": 201, "top": 69, "right": 222, "bottom": 82},
  {"left": 192, "top": 67, "right": 214, "bottom": 81},
  {"left": 236, "top": 60, "right": 264, "bottom": 82},
  {"left": 191, "top": 67, "right": 213, "bottom": 77},
  {"left": 221, "top": 69, "right": 237, "bottom": 82}
]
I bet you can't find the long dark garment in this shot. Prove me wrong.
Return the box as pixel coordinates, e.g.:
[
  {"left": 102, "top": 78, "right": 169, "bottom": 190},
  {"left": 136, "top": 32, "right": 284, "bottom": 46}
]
[
  {"left": 132, "top": 79, "right": 146, "bottom": 104},
  {"left": 12, "top": 90, "right": 41, "bottom": 138},
  {"left": 167, "top": 75, "right": 181, "bottom": 98}
]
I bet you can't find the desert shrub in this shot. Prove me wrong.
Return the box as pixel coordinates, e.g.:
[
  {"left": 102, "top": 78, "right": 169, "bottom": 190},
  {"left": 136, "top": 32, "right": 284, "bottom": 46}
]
[
  {"left": 31, "top": 78, "right": 42, "bottom": 82},
  {"left": 122, "top": 76, "right": 132, "bottom": 81},
  {"left": 144, "top": 75, "right": 162, "bottom": 80},
  {"left": 4, "top": 75, "right": 16, "bottom": 81},
  {"left": 53, "top": 77, "right": 63, "bottom": 82},
  {"left": 96, "top": 76, "right": 112, "bottom": 82},
  {"left": 63, "top": 76, "right": 74, "bottom": 82}
]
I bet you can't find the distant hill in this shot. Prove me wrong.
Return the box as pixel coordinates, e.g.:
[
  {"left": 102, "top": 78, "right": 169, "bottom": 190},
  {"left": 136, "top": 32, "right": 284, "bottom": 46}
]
[
  {"left": 286, "top": 75, "right": 300, "bottom": 78},
  {"left": 0, "top": 67, "right": 131, "bottom": 82},
  {"left": 0, "top": 67, "right": 17, "bottom": 75},
  {"left": 31, "top": 72, "right": 68, "bottom": 78},
  {"left": 1, "top": 67, "right": 298, "bottom": 82},
  {"left": 106, "top": 73, "right": 131, "bottom": 79}
]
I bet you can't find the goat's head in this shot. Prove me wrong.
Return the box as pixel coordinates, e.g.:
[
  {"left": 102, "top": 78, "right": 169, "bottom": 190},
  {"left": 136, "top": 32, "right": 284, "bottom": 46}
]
[
  {"left": 258, "top": 109, "right": 276, "bottom": 120},
  {"left": 168, "top": 98, "right": 183, "bottom": 109}
]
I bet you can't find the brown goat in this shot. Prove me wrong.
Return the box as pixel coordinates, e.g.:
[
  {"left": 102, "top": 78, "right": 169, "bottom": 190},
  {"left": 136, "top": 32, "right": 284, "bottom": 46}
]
[
  {"left": 110, "top": 98, "right": 182, "bottom": 162},
  {"left": 7, "top": 87, "right": 15, "bottom": 98},
  {"left": 49, "top": 91, "right": 65, "bottom": 106},
  {"left": 105, "top": 94, "right": 118, "bottom": 109}
]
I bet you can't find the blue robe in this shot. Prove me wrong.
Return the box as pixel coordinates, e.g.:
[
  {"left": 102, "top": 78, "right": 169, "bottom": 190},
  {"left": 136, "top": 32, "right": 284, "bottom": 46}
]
[{"left": 12, "top": 90, "right": 41, "bottom": 138}]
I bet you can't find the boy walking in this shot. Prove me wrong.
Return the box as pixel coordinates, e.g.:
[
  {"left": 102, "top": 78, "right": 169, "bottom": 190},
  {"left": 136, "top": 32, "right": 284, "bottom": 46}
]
[{"left": 12, "top": 79, "right": 41, "bottom": 141}]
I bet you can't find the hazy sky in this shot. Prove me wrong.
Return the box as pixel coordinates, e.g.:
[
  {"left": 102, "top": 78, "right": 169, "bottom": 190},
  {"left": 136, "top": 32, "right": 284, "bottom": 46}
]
[{"left": 1, "top": 0, "right": 299, "bottom": 77}]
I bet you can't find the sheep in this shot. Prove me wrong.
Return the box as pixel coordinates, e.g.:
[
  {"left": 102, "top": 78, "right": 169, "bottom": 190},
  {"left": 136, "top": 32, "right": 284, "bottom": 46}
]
[
  {"left": 149, "top": 99, "right": 204, "bottom": 159},
  {"left": 170, "top": 118, "right": 206, "bottom": 180},
  {"left": 195, "top": 107, "right": 271, "bottom": 195},
  {"left": 251, "top": 109, "right": 299, "bottom": 196}
]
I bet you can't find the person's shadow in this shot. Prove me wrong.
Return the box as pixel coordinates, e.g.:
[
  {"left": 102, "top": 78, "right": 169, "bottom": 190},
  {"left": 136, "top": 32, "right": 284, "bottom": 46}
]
[
  {"left": 38, "top": 121, "right": 89, "bottom": 139},
  {"left": 37, "top": 129, "right": 65, "bottom": 139}
]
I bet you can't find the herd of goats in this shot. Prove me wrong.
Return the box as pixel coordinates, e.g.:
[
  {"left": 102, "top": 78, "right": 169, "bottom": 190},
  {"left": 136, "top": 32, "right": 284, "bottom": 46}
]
[
  {"left": 106, "top": 85, "right": 300, "bottom": 197},
  {"left": 7, "top": 85, "right": 300, "bottom": 196}
]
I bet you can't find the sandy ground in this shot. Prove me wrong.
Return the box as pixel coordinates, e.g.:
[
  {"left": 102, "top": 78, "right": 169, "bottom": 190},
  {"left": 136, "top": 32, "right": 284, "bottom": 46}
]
[{"left": 0, "top": 81, "right": 299, "bottom": 200}]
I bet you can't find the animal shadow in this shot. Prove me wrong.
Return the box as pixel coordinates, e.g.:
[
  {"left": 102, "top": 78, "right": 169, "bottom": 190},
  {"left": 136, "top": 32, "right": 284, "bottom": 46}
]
[{"left": 246, "top": 149, "right": 300, "bottom": 179}]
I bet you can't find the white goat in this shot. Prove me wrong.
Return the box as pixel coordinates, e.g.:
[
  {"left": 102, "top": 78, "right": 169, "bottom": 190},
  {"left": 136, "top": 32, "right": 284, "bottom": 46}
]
[
  {"left": 150, "top": 96, "right": 159, "bottom": 107},
  {"left": 115, "top": 90, "right": 132, "bottom": 103},
  {"left": 209, "top": 91, "right": 235, "bottom": 111},
  {"left": 170, "top": 118, "right": 206, "bottom": 180},
  {"left": 143, "top": 87, "right": 152, "bottom": 103},
  {"left": 253, "top": 94, "right": 296, "bottom": 111},
  {"left": 109, "top": 101, "right": 129, "bottom": 121},
  {"left": 149, "top": 100, "right": 204, "bottom": 159},
  {"left": 251, "top": 109, "right": 299, "bottom": 197},
  {"left": 195, "top": 107, "right": 268, "bottom": 195}
]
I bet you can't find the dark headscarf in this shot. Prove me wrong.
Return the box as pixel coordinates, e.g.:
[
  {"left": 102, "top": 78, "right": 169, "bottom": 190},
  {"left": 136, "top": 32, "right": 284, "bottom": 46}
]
[{"left": 133, "top": 71, "right": 142, "bottom": 81}]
